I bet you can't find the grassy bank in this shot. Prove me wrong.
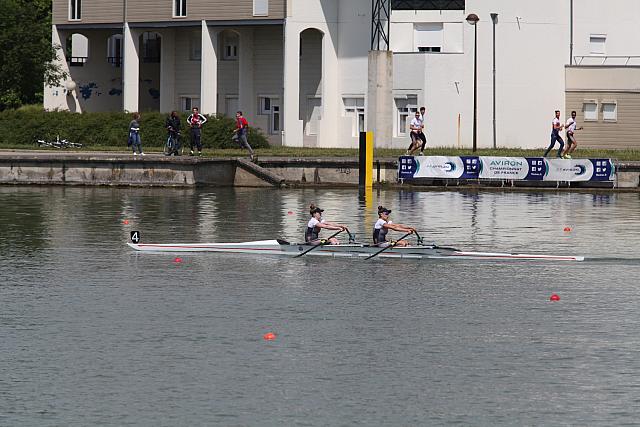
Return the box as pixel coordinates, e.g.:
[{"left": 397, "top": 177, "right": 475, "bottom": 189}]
[{"left": 2, "top": 143, "right": 640, "bottom": 161}]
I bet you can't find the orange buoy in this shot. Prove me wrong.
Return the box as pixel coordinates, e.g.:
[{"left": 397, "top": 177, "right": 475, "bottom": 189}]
[
  {"left": 563, "top": 226, "right": 572, "bottom": 232},
  {"left": 123, "top": 219, "right": 129, "bottom": 225},
  {"left": 550, "top": 294, "right": 560, "bottom": 301},
  {"left": 263, "top": 332, "right": 276, "bottom": 341},
  {"left": 174, "top": 257, "right": 182, "bottom": 263}
]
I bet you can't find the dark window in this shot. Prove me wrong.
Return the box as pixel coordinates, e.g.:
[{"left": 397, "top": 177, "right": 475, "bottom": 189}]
[
  {"left": 418, "top": 46, "right": 441, "bottom": 52},
  {"left": 392, "top": 0, "right": 464, "bottom": 10}
]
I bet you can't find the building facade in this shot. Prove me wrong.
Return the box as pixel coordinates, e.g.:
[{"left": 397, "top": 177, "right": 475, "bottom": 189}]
[{"left": 45, "top": 0, "right": 640, "bottom": 149}]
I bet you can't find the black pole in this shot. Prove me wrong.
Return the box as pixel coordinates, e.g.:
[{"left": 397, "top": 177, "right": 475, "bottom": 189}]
[
  {"left": 359, "top": 131, "right": 366, "bottom": 187},
  {"left": 472, "top": 23, "right": 478, "bottom": 153}
]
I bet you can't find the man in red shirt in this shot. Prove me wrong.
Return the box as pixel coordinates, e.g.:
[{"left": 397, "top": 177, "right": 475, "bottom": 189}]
[{"left": 232, "top": 111, "right": 255, "bottom": 161}]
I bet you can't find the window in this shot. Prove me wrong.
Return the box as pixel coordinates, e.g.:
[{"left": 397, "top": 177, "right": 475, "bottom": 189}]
[
  {"left": 66, "top": 33, "right": 89, "bottom": 66},
  {"left": 142, "top": 32, "right": 161, "bottom": 63},
  {"left": 174, "top": 0, "right": 187, "bottom": 17},
  {"left": 414, "top": 23, "right": 443, "bottom": 53},
  {"left": 258, "top": 96, "right": 280, "bottom": 134},
  {"left": 69, "top": 0, "right": 81, "bottom": 20},
  {"left": 222, "top": 33, "right": 238, "bottom": 61},
  {"left": 344, "top": 97, "right": 365, "bottom": 137},
  {"left": 107, "top": 34, "right": 122, "bottom": 67},
  {"left": 253, "top": 0, "right": 268, "bottom": 16},
  {"left": 189, "top": 32, "right": 201, "bottom": 61},
  {"left": 395, "top": 96, "right": 418, "bottom": 136},
  {"left": 602, "top": 101, "right": 617, "bottom": 121},
  {"left": 583, "top": 101, "right": 598, "bottom": 121},
  {"left": 590, "top": 34, "right": 606, "bottom": 55},
  {"left": 181, "top": 96, "right": 200, "bottom": 112}
]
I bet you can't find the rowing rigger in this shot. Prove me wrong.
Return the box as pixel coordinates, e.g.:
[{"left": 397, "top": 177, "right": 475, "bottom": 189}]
[{"left": 127, "top": 233, "right": 585, "bottom": 262}]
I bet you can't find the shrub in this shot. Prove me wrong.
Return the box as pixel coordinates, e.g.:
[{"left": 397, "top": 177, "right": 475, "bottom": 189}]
[{"left": 0, "top": 108, "right": 270, "bottom": 149}]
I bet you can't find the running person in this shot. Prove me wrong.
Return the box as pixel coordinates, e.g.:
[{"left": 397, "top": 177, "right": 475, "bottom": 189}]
[
  {"left": 165, "top": 111, "right": 181, "bottom": 156},
  {"left": 373, "top": 206, "right": 415, "bottom": 247},
  {"left": 305, "top": 204, "right": 348, "bottom": 245},
  {"left": 233, "top": 111, "right": 255, "bottom": 161},
  {"left": 186, "top": 107, "right": 207, "bottom": 156},
  {"left": 562, "top": 110, "right": 583, "bottom": 159},
  {"left": 418, "top": 106, "right": 427, "bottom": 155},
  {"left": 543, "top": 110, "right": 565, "bottom": 158}
]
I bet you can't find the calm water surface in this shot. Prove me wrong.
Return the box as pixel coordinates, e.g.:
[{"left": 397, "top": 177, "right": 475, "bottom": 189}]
[{"left": 1, "top": 186, "right": 640, "bottom": 426}]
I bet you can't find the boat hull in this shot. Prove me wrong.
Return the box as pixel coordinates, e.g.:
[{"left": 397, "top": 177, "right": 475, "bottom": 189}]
[{"left": 126, "top": 240, "right": 584, "bottom": 261}]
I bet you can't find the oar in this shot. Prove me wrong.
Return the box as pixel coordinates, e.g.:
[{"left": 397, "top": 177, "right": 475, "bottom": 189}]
[
  {"left": 294, "top": 229, "right": 344, "bottom": 258},
  {"left": 414, "top": 230, "right": 424, "bottom": 245},
  {"left": 365, "top": 232, "right": 413, "bottom": 260}
]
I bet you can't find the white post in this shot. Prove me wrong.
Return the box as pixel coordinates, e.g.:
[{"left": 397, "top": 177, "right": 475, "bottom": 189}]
[
  {"left": 200, "top": 20, "right": 218, "bottom": 114},
  {"left": 283, "top": 24, "right": 303, "bottom": 147},
  {"left": 318, "top": 27, "right": 339, "bottom": 147},
  {"left": 238, "top": 28, "right": 255, "bottom": 120},
  {"left": 123, "top": 23, "right": 140, "bottom": 112},
  {"left": 160, "top": 29, "right": 176, "bottom": 113}
]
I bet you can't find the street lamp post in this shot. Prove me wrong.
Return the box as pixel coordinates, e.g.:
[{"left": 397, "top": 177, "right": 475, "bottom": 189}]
[{"left": 466, "top": 13, "right": 479, "bottom": 152}]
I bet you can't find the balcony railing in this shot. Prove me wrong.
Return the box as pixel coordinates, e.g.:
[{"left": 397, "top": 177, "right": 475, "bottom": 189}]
[
  {"left": 107, "top": 56, "right": 122, "bottom": 67},
  {"left": 573, "top": 55, "right": 640, "bottom": 66},
  {"left": 392, "top": 0, "right": 464, "bottom": 10},
  {"left": 67, "top": 56, "right": 87, "bottom": 67}
]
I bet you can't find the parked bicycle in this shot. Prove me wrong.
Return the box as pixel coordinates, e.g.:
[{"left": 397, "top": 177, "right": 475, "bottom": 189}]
[
  {"left": 164, "top": 130, "right": 181, "bottom": 156},
  {"left": 37, "top": 136, "right": 83, "bottom": 149}
]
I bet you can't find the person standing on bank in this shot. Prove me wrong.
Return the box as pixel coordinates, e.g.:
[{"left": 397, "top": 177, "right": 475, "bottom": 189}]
[
  {"left": 406, "top": 111, "right": 425, "bottom": 156},
  {"left": 305, "top": 204, "right": 348, "bottom": 245},
  {"left": 373, "top": 206, "right": 415, "bottom": 247},
  {"left": 165, "top": 111, "right": 181, "bottom": 156},
  {"left": 187, "top": 107, "right": 207, "bottom": 156},
  {"left": 233, "top": 111, "right": 255, "bottom": 161},
  {"left": 543, "top": 110, "right": 565, "bottom": 158},
  {"left": 562, "top": 110, "right": 583, "bottom": 159},
  {"left": 417, "top": 106, "right": 428, "bottom": 155},
  {"left": 128, "top": 112, "right": 144, "bottom": 156}
]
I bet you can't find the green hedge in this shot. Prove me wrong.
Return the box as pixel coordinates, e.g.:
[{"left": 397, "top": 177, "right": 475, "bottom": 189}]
[{"left": 0, "top": 107, "right": 270, "bottom": 149}]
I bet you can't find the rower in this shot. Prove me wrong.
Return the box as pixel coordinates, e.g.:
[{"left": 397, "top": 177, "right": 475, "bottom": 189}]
[
  {"left": 305, "top": 204, "right": 348, "bottom": 245},
  {"left": 373, "top": 206, "right": 415, "bottom": 247}
]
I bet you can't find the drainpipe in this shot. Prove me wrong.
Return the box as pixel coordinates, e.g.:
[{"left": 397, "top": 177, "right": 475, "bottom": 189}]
[
  {"left": 491, "top": 13, "right": 498, "bottom": 150},
  {"left": 569, "top": 0, "right": 574, "bottom": 65}
]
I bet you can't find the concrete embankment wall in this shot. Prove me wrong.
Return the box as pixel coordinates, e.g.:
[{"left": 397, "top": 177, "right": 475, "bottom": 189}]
[{"left": 0, "top": 151, "right": 639, "bottom": 188}]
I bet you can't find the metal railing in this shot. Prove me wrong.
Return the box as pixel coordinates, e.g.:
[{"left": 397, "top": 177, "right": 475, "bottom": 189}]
[{"left": 573, "top": 55, "right": 640, "bottom": 66}]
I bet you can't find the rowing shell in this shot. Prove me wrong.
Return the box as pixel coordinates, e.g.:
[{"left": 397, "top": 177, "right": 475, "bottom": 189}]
[{"left": 126, "top": 239, "right": 584, "bottom": 261}]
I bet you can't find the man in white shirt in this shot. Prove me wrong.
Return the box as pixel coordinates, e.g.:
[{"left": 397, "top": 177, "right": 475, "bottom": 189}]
[
  {"left": 562, "top": 110, "right": 583, "bottom": 159},
  {"left": 543, "top": 110, "right": 565, "bottom": 158},
  {"left": 406, "top": 111, "right": 424, "bottom": 156}
]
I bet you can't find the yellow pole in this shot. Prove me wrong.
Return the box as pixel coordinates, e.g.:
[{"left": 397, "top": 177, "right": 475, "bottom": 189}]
[{"left": 365, "top": 131, "right": 374, "bottom": 188}]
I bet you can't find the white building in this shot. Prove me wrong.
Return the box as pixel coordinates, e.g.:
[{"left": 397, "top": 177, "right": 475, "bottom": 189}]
[{"left": 45, "top": 0, "right": 640, "bottom": 149}]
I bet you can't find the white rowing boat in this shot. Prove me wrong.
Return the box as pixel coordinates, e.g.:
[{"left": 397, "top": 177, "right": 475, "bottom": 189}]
[{"left": 127, "top": 238, "right": 585, "bottom": 261}]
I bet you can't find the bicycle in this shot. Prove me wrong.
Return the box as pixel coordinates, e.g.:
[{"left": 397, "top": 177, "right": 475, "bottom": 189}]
[
  {"left": 164, "top": 131, "right": 181, "bottom": 156},
  {"left": 37, "top": 136, "right": 83, "bottom": 149}
]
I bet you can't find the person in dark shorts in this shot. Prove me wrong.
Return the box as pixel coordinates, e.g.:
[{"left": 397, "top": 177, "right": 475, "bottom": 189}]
[
  {"left": 562, "top": 110, "right": 583, "bottom": 159},
  {"left": 543, "top": 110, "right": 565, "bottom": 158},
  {"left": 186, "top": 107, "right": 207, "bottom": 156}
]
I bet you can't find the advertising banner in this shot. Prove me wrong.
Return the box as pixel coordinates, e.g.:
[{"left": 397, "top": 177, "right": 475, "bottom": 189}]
[{"left": 399, "top": 156, "right": 615, "bottom": 182}]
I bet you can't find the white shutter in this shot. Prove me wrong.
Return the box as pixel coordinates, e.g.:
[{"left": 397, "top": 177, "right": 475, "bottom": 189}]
[{"left": 253, "top": 0, "right": 268, "bottom": 16}]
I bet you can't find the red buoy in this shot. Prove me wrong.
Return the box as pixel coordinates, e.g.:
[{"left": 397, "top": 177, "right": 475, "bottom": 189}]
[
  {"left": 263, "top": 332, "right": 276, "bottom": 341},
  {"left": 174, "top": 257, "right": 182, "bottom": 263},
  {"left": 563, "top": 226, "right": 572, "bottom": 232},
  {"left": 550, "top": 294, "right": 560, "bottom": 301},
  {"left": 123, "top": 219, "right": 129, "bottom": 225},
  {"left": 287, "top": 211, "right": 294, "bottom": 215}
]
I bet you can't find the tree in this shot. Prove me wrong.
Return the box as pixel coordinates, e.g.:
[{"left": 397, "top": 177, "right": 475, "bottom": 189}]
[{"left": 0, "top": 0, "right": 66, "bottom": 110}]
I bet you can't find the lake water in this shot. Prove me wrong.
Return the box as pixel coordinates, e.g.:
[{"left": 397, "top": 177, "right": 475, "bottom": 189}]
[{"left": 2, "top": 186, "right": 640, "bottom": 426}]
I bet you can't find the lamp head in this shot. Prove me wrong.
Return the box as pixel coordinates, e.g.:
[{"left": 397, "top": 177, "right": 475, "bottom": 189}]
[
  {"left": 490, "top": 13, "right": 499, "bottom": 24},
  {"left": 65, "top": 80, "right": 76, "bottom": 94},
  {"left": 466, "top": 13, "right": 480, "bottom": 25}
]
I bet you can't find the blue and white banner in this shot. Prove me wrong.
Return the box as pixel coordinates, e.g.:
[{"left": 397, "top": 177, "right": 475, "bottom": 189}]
[{"left": 399, "top": 156, "right": 615, "bottom": 182}]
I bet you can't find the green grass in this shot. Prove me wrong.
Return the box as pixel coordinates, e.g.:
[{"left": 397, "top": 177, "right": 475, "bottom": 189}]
[{"left": 3, "top": 143, "right": 640, "bottom": 161}]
